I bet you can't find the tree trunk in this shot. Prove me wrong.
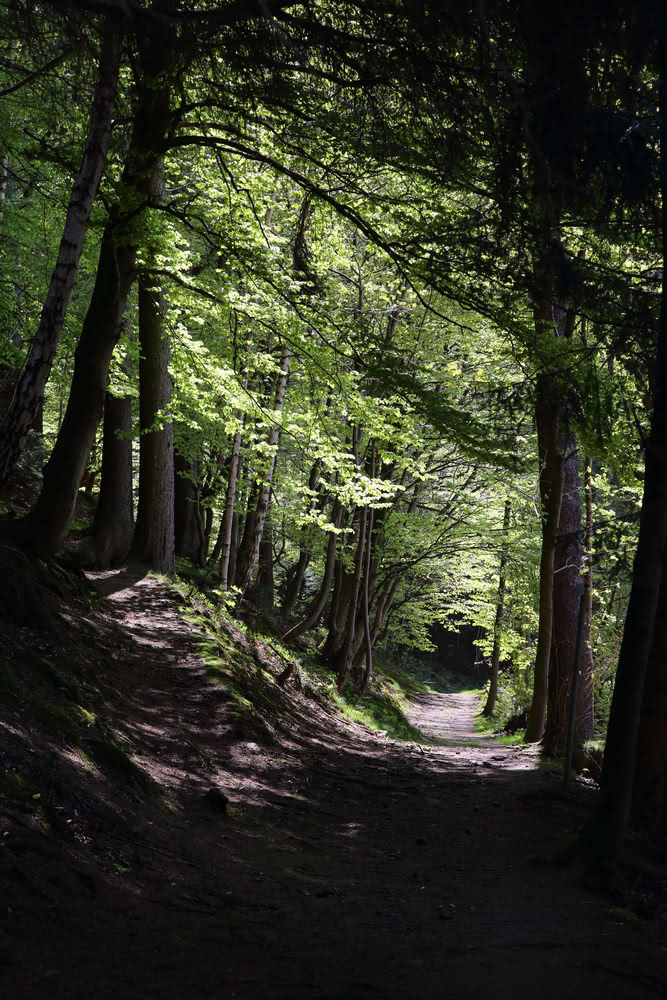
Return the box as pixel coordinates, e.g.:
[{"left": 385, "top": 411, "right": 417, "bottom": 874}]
[
  {"left": 10, "top": 223, "right": 135, "bottom": 556},
  {"left": 359, "top": 442, "right": 377, "bottom": 694},
  {"left": 371, "top": 578, "right": 399, "bottom": 645},
  {"left": 130, "top": 259, "right": 175, "bottom": 576},
  {"left": 280, "top": 459, "right": 322, "bottom": 618},
  {"left": 543, "top": 437, "right": 584, "bottom": 757},
  {"left": 281, "top": 550, "right": 311, "bottom": 619},
  {"left": 633, "top": 560, "right": 667, "bottom": 831},
  {"left": 359, "top": 505, "right": 375, "bottom": 694},
  {"left": 249, "top": 518, "right": 275, "bottom": 613},
  {"left": 93, "top": 382, "right": 133, "bottom": 569},
  {"left": 323, "top": 556, "right": 354, "bottom": 665},
  {"left": 235, "top": 345, "right": 291, "bottom": 596},
  {"left": 525, "top": 374, "right": 565, "bottom": 742},
  {"left": 0, "top": 21, "right": 122, "bottom": 488},
  {"left": 3, "top": 40, "right": 178, "bottom": 558},
  {"left": 228, "top": 511, "right": 240, "bottom": 587},
  {"left": 577, "top": 456, "right": 595, "bottom": 743},
  {"left": 175, "top": 452, "right": 203, "bottom": 565},
  {"left": 483, "top": 498, "right": 511, "bottom": 717},
  {"left": 203, "top": 505, "right": 213, "bottom": 554},
  {"left": 219, "top": 419, "right": 245, "bottom": 589},
  {"left": 581, "top": 58, "right": 667, "bottom": 880},
  {"left": 282, "top": 500, "right": 344, "bottom": 640},
  {"left": 337, "top": 506, "right": 368, "bottom": 691},
  {"left": 235, "top": 480, "right": 259, "bottom": 586}
]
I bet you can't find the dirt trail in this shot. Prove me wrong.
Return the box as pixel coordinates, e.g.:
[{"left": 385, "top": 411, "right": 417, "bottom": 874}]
[
  {"left": 408, "top": 691, "right": 492, "bottom": 743},
  {"left": 3, "top": 570, "right": 666, "bottom": 1000}
]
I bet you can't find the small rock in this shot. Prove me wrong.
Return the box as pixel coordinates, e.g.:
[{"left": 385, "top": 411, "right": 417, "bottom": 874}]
[{"left": 203, "top": 787, "right": 229, "bottom": 813}]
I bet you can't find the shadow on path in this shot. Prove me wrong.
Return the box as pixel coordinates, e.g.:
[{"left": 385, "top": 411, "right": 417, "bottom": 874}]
[{"left": 3, "top": 570, "right": 665, "bottom": 1000}]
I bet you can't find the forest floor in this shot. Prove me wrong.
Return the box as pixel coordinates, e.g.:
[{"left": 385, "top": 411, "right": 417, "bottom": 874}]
[{"left": 2, "top": 567, "right": 667, "bottom": 999}]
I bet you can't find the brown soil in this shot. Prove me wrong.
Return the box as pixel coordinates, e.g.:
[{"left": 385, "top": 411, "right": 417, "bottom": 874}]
[{"left": 2, "top": 568, "right": 666, "bottom": 999}]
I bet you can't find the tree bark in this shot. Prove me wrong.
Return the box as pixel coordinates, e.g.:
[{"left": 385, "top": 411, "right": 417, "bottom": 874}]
[
  {"left": 525, "top": 374, "right": 565, "bottom": 742},
  {"left": 323, "top": 554, "right": 353, "bottom": 665},
  {"left": 0, "top": 21, "right": 122, "bottom": 488},
  {"left": 280, "top": 459, "right": 322, "bottom": 618},
  {"left": 249, "top": 518, "right": 275, "bottom": 613},
  {"left": 93, "top": 379, "right": 133, "bottom": 568},
  {"left": 543, "top": 437, "right": 584, "bottom": 757},
  {"left": 371, "top": 578, "right": 399, "bottom": 645},
  {"left": 3, "top": 32, "right": 178, "bottom": 558},
  {"left": 631, "top": 156, "right": 667, "bottom": 831},
  {"left": 577, "top": 455, "right": 595, "bottom": 742},
  {"left": 130, "top": 260, "right": 175, "bottom": 576},
  {"left": 235, "top": 345, "right": 291, "bottom": 596},
  {"left": 11, "top": 222, "right": 135, "bottom": 556},
  {"left": 175, "top": 452, "right": 203, "bottom": 565},
  {"left": 282, "top": 499, "right": 344, "bottom": 640},
  {"left": 483, "top": 498, "right": 511, "bottom": 717},
  {"left": 336, "top": 506, "right": 368, "bottom": 691},
  {"left": 281, "top": 549, "right": 311, "bottom": 619},
  {"left": 360, "top": 442, "right": 377, "bottom": 694},
  {"left": 235, "top": 480, "right": 259, "bottom": 586},
  {"left": 633, "top": 565, "right": 667, "bottom": 831},
  {"left": 359, "top": 505, "right": 375, "bottom": 694},
  {"left": 219, "top": 413, "right": 245, "bottom": 588},
  {"left": 228, "top": 511, "right": 240, "bottom": 587},
  {"left": 581, "top": 57, "right": 667, "bottom": 879}
]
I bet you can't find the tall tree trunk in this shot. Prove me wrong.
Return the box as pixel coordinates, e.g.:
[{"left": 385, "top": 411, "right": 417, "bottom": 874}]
[
  {"left": 483, "top": 498, "right": 511, "bottom": 717},
  {"left": 281, "top": 459, "right": 322, "bottom": 618},
  {"left": 281, "top": 549, "right": 311, "bottom": 619},
  {"left": 359, "top": 442, "right": 377, "bottom": 694},
  {"left": 324, "top": 555, "right": 354, "bottom": 665},
  {"left": 235, "top": 480, "right": 259, "bottom": 586},
  {"left": 219, "top": 413, "right": 245, "bottom": 589},
  {"left": 10, "top": 224, "right": 135, "bottom": 556},
  {"left": 577, "top": 456, "right": 595, "bottom": 742},
  {"left": 525, "top": 376, "right": 565, "bottom": 742},
  {"left": 337, "top": 506, "right": 368, "bottom": 692},
  {"left": 249, "top": 518, "right": 275, "bottom": 613},
  {"left": 174, "top": 452, "right": 203, "bottom": 565},
  {"left": 633, "top": 564, "right": 667, "bottom": 830},
  {"left": 130, "top": 259, "right": 174, "bottom": 575},
  {"left": 0, "top": 21, "right": 121, "bottom": 488},
  {"left": 543, "top": 437, "right": 584, "bottom": 757},
  {"left": 93, "top": 379, "right": 133, "bottom": 569},
  {"left": 371, "top": 578, "right": 399, "bottom": 645},
  {"left": 359, "top": 506, "right": 375, "bottom": 694},
  {"left": 235, "top": 345, "right": 291, "bottom": 596},
  {"left": 581, "top": 57, "right": 667, "bottom": 879},
  {"left": 228, "top": 511, "right": 240, "bottom": 588},
  {"left": 3, "top": 41, "right": 176, "bottom": 557},
  {"left": 282, "top": 500, "right": 344, "bottom": 640}
]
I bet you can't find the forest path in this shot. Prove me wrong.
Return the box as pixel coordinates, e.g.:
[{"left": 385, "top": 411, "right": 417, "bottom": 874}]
[
  {"left": 4, "top": 568, "right": 666, "bottom": 1000},
  {"left": 407, "top": 690, "right": 503, "bottom": 746}
]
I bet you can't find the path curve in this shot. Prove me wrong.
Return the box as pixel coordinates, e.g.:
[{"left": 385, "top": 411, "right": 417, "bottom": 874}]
[{"left": 405, "top": 689, "right": 540, "bottom": 776}]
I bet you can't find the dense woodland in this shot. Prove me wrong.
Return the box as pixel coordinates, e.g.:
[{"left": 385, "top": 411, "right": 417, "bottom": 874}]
[{"left": 1, "top": 0, "right": 667, "bottom": 887}]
